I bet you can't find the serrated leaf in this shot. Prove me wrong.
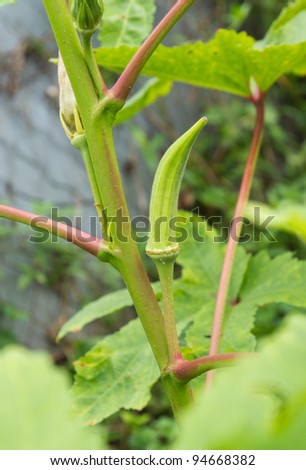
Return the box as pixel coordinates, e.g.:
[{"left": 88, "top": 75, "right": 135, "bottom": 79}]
[
  {"left": 0, "top": 346, "right": 103, "bottom": 450},
  {"left": 240, "top": 251, "right": 306, "bottom": 307},
  {"left": 177, "top": 218, "right": 249, "bottom": 300},
  {"left": 176, "top": 315, "right": 306, "bottom": 449},
  {"left": 99, "top": 0, "right": 155, "bottom": 47},
  {"left": 96, "top": 29, "right": 306, "bottom": 97},
  {"left": 114, "top": 78, "right": 172, "bottom": 125},
  {"left": 184, "top": 247, "right": 306, "bottom": 357},
  {"left": 71, "top": 285, "right": 206, "bottom": 424},
  {"left": 72, "top": 319, "right": 159, "bottom": 424},
  {"left": 70, "top": 218, "right": 306, "bottom": 423}
]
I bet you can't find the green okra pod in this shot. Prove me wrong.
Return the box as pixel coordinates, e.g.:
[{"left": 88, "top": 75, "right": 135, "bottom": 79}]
[{"left": 146, "top": 117, "right": 207, "bottom": 262}]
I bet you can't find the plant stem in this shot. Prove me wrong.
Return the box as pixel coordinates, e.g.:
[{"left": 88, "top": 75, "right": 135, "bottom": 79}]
[
  {"left": 206, "top": 98, "right": 265, "bottom": 386},
  {"left": 43, "top": 0, "right": 194, "bottom": 416},
  {"left": 72, "top": 135, "right": 107, "bottom": 233},
  {"left": 161, "top": 373, "right": 193, "bottom": 420},
  {"left": 111, "top": 0, "right": 195, "bottom": 101},
  {"left": 173, "top": 353, "right": 252, "bottom": 383},
  {"left": 81, "top": 33, "right": 108, "bottom": 99},
  {"left": 156, "top": 260, "right": 181, "bottom": 363},
  {"left": 87, "top": 120, "right": 170, "bottom": 366},
  {"left": 0, "top": 204, "right": 106, "bottom": 258}
]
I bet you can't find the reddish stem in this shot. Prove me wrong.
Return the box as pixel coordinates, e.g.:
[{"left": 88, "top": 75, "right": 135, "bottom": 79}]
[
  {"left": 111, "top": 0, "right": 195, "bottom": 102},
  {"left": 206, "top": 98, "right": 265, "bottom": 386},
  {"left": 173, "top": 352, "right": 251, "bottom": 383},
  {"left": 0, "top": 204, "right": 105, "bottom": 257}
]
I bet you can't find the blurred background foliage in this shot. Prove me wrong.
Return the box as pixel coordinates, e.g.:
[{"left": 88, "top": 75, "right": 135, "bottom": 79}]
[{"left": 1, "top": 0, "right": 305, "bottom": 449}]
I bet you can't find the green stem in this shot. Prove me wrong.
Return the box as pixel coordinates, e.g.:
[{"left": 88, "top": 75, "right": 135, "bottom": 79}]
[
  {"left": 206, "top": 98, "right": 265, "bottom": 386},
  {"left": 0, "top": 204, "right": 108, "bottom": 258},
  {"left": 156, "top": 260, "right": 181, "bottom": 363},
  {"left": 71, "top": 134, "right": 107, "bottom": 234},
  {"left": 162, "top": 373, "right": 193, "bottom": 420},
  {"left": 111, "top": 0, "right": 195, "bottom": 101},
  {"left": 87, "top": 120, "right": 169, "bottom": 364},
  {"left": 43, "top": 0, "right": 194, "bottom": 416},
  {"left": 81, "top": 33, "right": 107, "bottom": 99}
]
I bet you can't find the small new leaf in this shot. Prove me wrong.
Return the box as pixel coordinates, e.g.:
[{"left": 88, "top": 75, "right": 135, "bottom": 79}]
[{"left": 72, "top": 319, "right": 159, "bottom": 423}]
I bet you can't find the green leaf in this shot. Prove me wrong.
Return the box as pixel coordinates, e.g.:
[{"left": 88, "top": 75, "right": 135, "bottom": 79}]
[
  {"left": 0, "top": 0, "right": 15, "bottom": 6},
  {"left": 57, "top": 287, "right": 133, "bottom": 341},
  {"left": 70, "top": 218, "right": 306, "bottom": 423},
  {"left": 175, "top": 315, "right": 306, "bottom": 449},
  {"left": 183, "top": 237, "right": 306, "bottom": 357},
  {"left": 70, "top": 220, "right": 248, "bottom": 424},
  {"left": 99, "top": 0, "right": 155, "bottom": 47},
  {"left": 72, "top": 319, "right": 159, "bottom": 424},
  {"left": 0, "top": 346, "right": 103, "bottom": 450},
  {"left": 175, "top": 218, "right": 252, "bottom": 356},
  {"left": 95, "top": 29, "right": 306, "bottom": 97},
  {"left": 258, "top": 0, "right": 306, "bottom": 47},
  {"left": 239, "top": 251, "right": 306, "bottom": 308},
  {"left": 114, "top": 79, "right": 172, "bottom": 125},
  {"left": 57, "top": 282, "right": 161, "bottom": 341},
  {"left": 177, "top": 218, "right": 248, "bottom": 300}
]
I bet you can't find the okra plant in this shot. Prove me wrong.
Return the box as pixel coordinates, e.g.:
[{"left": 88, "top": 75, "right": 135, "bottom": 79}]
[{"left": 1, "top": 0, "right": 306, "bottom": 449}]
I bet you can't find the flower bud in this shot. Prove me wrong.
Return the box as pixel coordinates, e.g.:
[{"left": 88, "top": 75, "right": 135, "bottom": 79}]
[
  {"left": 70, "top": 0, "right": 104, "bottom": 35},
  {"left": 58, "top": 53, "right": 84, "bottom": 140}
]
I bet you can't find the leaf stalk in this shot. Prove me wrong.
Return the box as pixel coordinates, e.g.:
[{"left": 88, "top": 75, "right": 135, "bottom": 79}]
[
  {"left": 172, "top": 353, "right": 253, "bottom": 383},
  {"left": 111, "top": 0, "right": 195, "bottom": 102},
  {"left": 206, "top": 97, "right": 265, "bottom": 386},
  {"left": 0, "top": 204, "right": 109, "bottom": 259}
]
